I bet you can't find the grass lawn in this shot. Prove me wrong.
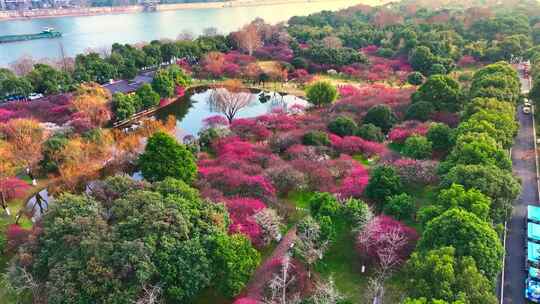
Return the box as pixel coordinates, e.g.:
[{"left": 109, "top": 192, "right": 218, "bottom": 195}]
[
  {"left": 353, "top": 154, "right": 377, "bottom": 167},
  {"left": 315, "top": 219, "right": 369, "bottom": 302}
]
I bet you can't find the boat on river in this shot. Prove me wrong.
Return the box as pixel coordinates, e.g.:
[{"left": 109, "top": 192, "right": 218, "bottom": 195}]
[{"left": 0, "top": 28, "right": 62, "bottom": 44}]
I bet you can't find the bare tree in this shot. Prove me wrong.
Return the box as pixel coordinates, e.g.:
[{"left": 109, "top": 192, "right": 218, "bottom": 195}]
[
  {"left": 294, "top": 216, "right": 328, "bottom": 278},
  {"left": 177, "top": 29, "right": 194, "bottom": 41},
  {"left": 134, "top": 284, "right": 162, "bottom": 304},
  {"left": 357, "top": 221, "right": 410, "bottom": 304},
  {"left": 6, "top": 267, "right": 43, "bottom": 303},
  {"left": 232, "top": 24, "right": 263, "bottom": 56},
  {"left": 310, "top": 277, "right": 343, "bottom": 304},
  {"left": 202, "top": 27, "right": 219, "bottom": 37},
  {"left": 9, "top": 55, "right": 35, "bottom": 76},
  {"left": 263, "top": 255, "right": 301, "bottom": 304},
  {"left": 254, "top": 208, "right": 283, "bottom": 245},
  {"left": 322, "top": 36, "right": 343, "bottom": 49},
  {"left": 209, "top": 80, "right": 254, "bottom": 123}
]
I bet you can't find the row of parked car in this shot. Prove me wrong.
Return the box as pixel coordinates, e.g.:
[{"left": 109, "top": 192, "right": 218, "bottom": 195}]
[
  {"left": 1, "top": 93, "right": 43, "bottom": 103},
  {"left": 524, "top": 98, "right": 533, "bottom": 114}
]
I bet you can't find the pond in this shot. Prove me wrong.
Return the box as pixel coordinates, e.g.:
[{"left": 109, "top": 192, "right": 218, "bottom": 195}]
[
  {"left": 25, "top": 87, "right": 307, "bottom": 216},
  {"left": 154, "top": 87, "right": 308, "bottom": 141}
]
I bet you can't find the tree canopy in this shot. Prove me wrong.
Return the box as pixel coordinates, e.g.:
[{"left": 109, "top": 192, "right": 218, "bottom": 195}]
[{"left": 139, "top": 132, "right": 197, "bottom": 183}]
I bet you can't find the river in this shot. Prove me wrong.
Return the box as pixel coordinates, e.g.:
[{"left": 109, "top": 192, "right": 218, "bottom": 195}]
[{"left": 0, "top": 0, "right": 370, "bottom": 67}]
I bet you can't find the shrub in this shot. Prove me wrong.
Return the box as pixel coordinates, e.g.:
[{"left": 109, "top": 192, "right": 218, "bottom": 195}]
[
  {"left": 302, "top": 131, "right": 331, "bottom": 146},
  {"left": 355, "top": 123, "right": 384, "bottom": 142},
  {"left": 402, "top": 135, "right": 432, "bottom": 159},
  {"left": 383, "top": 193, "right": 415, "bottom": 220},
  {"left": 327, "top": 116, "right": 358, "bottom": 136}
]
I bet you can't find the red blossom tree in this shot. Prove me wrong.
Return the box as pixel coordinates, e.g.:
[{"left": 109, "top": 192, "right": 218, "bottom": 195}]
[
  {"left": 357, "top": 215, "right": 418, "bottom": 267},
  {"left": 6, "top": 224, "right": 31, "bottom": 252},
  {"left": 226, "top": 197, "right": 267, "bottom": 246},
  {"left": 387, "top": 121, "right": 430, "bottom": 143}
]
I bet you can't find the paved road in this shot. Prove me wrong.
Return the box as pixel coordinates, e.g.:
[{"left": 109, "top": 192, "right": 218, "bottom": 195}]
[{"left": 503, "top": 74, "right": 537, "bottom": 304}]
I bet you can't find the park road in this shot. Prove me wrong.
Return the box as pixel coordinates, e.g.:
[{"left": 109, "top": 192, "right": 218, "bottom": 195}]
[{"left": 503, "top": 74, "right": 537, "bottom": 304}]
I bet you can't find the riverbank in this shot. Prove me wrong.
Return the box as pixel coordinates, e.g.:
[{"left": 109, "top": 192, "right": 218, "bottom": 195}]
[{"left": 0, "top": 0, "right": 366, "bottom": 21}]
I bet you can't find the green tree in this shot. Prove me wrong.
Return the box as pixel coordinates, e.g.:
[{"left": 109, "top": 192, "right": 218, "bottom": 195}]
[
  {"left": 427, "top": 123, "right": 454, "bottom": 152},
  {"left": 405, "top": 246, "right": 497, "bottom": 304},
  {"left": 409, "top": 46, "right": 436, "bottom": 75},
  {"left": 112, "top": 92, "right": 136, "bottom": 121},
  {"left": 402, "top": 135, "right": 433, "bottom": 159},
  {"left": 365, "top": 165, "right": 403, "bottom": 202},
  {"left": 418, "top": 208, "right": 503, "bottom": 280},
  {"left": 167, "top": 65, "right": 192, "bottom": 87},
  {"left": 308, "top": 192, "right": 342, "bottom": 219},
  {"left": 441, "top": 164, "right": 521, "bottom": 222},
  {"left": 306, "top": 81, "right": 338, "bottom": 107},
  {"left": 211, "top": 233, "right": 261, "bottom": 297},
  {"left": 456, "top": 110, "right": 517, "bottom": 149},
  {"left": 0, "top": 70, "right": 33, "bottom": 98},
  {"left": 27, "top": 64, "right": 72, "bottom": 94},
  {"left": 152, "top": 69, "right": 175, "bottom": 98},
  {"left": 302, "top": 131, "right": 331, "bottom": 146},
  {"left": 355, "top": 123, "right": 384, "bottom": 142},
  {"left": 439, "top": 132, "right": 511, "bottom": 174},
  {"left": 136, "top": 83, "right": 161, "bottom": 109},
  {"left": 405, "top": 101, "right": 435, "bottom": 122},
  {"left": 383, "top": 193, "right": 415, "bottom": 221},
  {"left": 139, "top": 132, "right": 197, "bottom": 183},
  {"left": 437, "top": 184, "right": 492, "bottom": 221},
  {"left": 74, "top": 53, "right": 117, "bottom": 84},
  {"left": 412, "top": 75, "right": 462, "bottom": 112},
  {"left": 470, "top": 62, "right": 520, "bottom": 103},
  {"left": 463, "top": 98, "right": 516, "bottom": 121},
  {"left": 363, "top": 104, "right": 396, "bottom": 133},
  {"left": 39, "top": 134, "right": 69, "bottom": 174},
  {"left": 327, "top": 116, "right": 357, "bottom": 136}
]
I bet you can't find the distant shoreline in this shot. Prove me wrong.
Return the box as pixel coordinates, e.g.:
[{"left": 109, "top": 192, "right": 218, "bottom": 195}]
[{"left": 0, "top": 0, "right": 365, "bottom": 21}]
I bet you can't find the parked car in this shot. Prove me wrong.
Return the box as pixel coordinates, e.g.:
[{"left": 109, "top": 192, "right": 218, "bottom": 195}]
[
  {"left": 524, "top": 106, "right": 532, "bottom": 114},
  {"left": 28, "top": 93, "right": 44, "bottom": 101}
]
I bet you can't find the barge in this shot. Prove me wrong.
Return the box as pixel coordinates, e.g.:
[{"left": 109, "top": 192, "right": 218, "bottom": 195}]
[{"left": 0, "top": 28, "right": 62, "bottom": 44}]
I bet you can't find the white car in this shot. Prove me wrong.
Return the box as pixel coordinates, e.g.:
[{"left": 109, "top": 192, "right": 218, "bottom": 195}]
[
  {"left": 28, "top": 93, "right": 43, "bottom": 101},
  {"left": 523, "top": 106, "right": 532, "bottom": 114}
]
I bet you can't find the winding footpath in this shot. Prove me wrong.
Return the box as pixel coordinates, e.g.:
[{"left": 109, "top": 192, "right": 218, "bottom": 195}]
[{"left": 502, "top": 73, "right": 537, "bottom": 304}]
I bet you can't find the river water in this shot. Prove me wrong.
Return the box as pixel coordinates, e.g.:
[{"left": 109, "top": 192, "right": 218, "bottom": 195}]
[{"left": 0, "top": 0, "right": 367, "bottom": 67}]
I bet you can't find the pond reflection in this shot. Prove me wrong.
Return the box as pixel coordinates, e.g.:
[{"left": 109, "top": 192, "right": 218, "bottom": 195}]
[{"left": 155, "top": 88, "right": 307, "bottom": 140}]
